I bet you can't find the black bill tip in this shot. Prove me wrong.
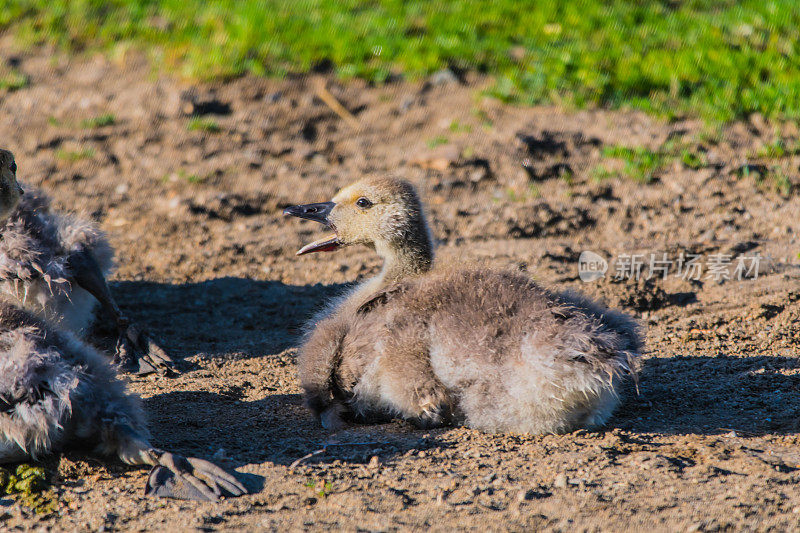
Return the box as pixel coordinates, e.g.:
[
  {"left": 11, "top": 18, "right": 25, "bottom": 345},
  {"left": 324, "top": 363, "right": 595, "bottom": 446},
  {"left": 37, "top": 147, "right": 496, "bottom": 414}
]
[{"left": 283, "top": 201, "right": 335, "bottom": 225}]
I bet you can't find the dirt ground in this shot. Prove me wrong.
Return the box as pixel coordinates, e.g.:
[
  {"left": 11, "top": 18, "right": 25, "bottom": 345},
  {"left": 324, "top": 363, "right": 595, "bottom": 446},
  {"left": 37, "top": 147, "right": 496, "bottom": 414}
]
[{"left": 0, "top": 45, "right": 799, "bottom": 532}]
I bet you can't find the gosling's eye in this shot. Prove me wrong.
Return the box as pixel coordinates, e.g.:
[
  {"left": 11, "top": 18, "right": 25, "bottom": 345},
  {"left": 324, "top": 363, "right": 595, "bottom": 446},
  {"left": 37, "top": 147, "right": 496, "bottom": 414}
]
[
  {"left": 356, "top": 197, "right": 372, "bottom": 209},
  {"left": 9, "top": 162, "right": 16, "bottom": 174}
]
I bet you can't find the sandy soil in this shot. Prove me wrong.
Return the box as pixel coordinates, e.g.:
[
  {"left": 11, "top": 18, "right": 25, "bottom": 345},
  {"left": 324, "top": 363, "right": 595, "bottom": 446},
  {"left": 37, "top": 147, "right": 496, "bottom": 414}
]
[{"left": 0, "top": 47, "right": 799, "bottom": 532}]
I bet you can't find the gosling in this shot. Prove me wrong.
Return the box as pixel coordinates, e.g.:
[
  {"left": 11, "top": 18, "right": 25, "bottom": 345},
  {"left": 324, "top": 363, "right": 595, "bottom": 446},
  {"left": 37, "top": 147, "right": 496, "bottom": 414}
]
[
  {"left": 284, "top": 177, "right": 642, "bottom": 434},
  {"left": 0, "top": 301, "right": 246, "bottom": 501},
  {"left": 0, "top": 150, "right": 171, "bottom": 374}
]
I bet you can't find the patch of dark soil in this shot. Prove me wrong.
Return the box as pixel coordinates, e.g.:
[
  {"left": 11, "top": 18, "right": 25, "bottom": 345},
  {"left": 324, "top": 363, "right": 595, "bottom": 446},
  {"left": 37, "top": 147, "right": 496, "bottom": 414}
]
[
  {"left": 459, "top": 202, "right": 594, "bottom": 240},
  {"left": 180, "top": 89, "right": 233, "bottom": 116},
  {"left": 593, "top": 277, "right": 672, "bottom": 312},
  {"left": 187, "top": 192, "right": 277, "bottom": 221}
]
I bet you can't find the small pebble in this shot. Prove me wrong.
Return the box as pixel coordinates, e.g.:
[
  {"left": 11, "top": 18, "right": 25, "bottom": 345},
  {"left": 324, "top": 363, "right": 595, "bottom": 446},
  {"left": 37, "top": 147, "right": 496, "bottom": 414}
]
[
  {"left": 517, "top": 489, "right": 535, "bottom": 502},
  {"left": 212, "top": 448, "right": 227, "bottom": 460},
  {"left": 553, "top": 473, "right": 568, "bottom": 489}
]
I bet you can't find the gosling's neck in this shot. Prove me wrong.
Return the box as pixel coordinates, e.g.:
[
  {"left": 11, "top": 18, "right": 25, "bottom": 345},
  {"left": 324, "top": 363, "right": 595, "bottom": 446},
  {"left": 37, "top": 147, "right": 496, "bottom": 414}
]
[
  {"left": 346, "top": 215, "right": 434, "bottom": 309},
  {"left": 341, "top": 231, "right": 434, "bottom": 312},
  {"left": 375, "top": 216, "right": 433, "bottom": 285},
  {"left": 375, "top": 233, "right": 434, "bottom": 284}
]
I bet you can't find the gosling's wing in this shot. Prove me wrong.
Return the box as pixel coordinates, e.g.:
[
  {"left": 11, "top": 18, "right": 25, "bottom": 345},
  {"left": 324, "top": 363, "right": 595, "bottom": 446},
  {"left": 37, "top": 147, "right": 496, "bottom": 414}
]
[{"left": 356, "top": 282, "right": 411, "bottom": 315}]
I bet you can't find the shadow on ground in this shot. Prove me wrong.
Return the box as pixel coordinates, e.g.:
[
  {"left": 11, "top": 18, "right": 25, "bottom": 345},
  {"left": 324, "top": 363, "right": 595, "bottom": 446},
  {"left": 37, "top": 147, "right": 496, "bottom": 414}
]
[
  {"left": 144, "top": 390, "right": 451, "bottom": 470},
  {"left": 104, "top": 277, "right": 349, "bottom": 361},
  {"left": 99, "top": 279, "right": 800, "bottom": 453},
  {"left": 615, "top": 355, "right": 800, "bottom": 436}
]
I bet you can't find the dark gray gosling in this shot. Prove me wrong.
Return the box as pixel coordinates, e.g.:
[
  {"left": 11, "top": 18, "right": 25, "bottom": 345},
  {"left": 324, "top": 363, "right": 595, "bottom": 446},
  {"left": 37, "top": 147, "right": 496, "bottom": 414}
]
[
  {"left": 0, "top": 149, "right": 244, "bottom": 501},
  {"left": 0, "top": 149, "right": 172, "bottom": 375},
  {"left": 0, "top": 301, "right": 246, "bottom": 501}
]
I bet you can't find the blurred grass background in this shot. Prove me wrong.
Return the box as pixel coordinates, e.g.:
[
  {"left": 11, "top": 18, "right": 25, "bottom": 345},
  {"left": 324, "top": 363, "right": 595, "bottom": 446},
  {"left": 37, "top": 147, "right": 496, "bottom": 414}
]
[{"left": 1, "top": 0, "right": 799, "bottom": 121}]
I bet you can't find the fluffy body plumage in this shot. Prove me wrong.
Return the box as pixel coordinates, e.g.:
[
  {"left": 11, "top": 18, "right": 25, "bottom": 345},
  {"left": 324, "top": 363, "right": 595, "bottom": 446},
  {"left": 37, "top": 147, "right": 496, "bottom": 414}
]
[
  {"left": 0, "top": 150, "right": 235, "bottom": 499},
  {"left": 0, "top": 187, "right": 113, "bottom": 334},
  {"left": 0, "top": 301, "right": 142, "bottom": 461},
  {"left": 0, "top": 301, "right": 245, "bottom": 500},
  {"left": 0, "top": 149, "right": 172, "bottom": 374},
  {"left": 286, "top": 176, "right": 643, "bottom": 434},
  {"left": 301, "top": 269, "right": 640, "bottom": 433}
]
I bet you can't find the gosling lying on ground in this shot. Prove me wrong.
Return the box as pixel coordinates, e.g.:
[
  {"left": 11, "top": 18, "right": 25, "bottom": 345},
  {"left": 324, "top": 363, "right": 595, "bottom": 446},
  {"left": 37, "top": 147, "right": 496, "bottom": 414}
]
[
  {"left": 284, "top": 177, "right": 642, "bottom": 434},
  {"left": 0, "top": 149, "right": 172, "bottom": 374},
  {"left": 0, "top": 301, "right": 246, "bottom": 501}
]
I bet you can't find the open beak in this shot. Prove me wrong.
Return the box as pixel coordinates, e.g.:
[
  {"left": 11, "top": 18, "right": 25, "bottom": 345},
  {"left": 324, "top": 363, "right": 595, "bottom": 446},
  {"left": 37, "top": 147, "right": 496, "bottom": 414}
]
[{"left": 283, "top": 201, "right": 341, "bottom": 256}]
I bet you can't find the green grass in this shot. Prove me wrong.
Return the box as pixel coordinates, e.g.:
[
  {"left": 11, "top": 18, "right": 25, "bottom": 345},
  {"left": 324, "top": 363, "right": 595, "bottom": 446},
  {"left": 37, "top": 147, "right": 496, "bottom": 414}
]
[
  {"left": 176, "top": 169, "right": 205, "bottom": 184},
  {"left": 426, "top": 135, "right": 449, "bottom": 148},
  {"left": 2, "top": 1, "right": 800, "bottom": 121},
  {"left": 448, "top": 120, "right": 471, "bottom": 133},
  {"left": 187, "top": 116, "right": 221, "bottom": 133},
  {"left": 601, "top": 137, "right": 714, "bottom": 183},
  {"left": 755, "top": 137, "right": 800, "bottom": 159},
  {"left": 160, "top": 170, "right": 207, "bottom": 184},
  {"left": 770, "top": 171, "right": 793, "bottom": 197},
  {"left": 305, "top": 478, "right": 333, "bottom": 499},
  {"left": 55, "top": 147, "right": 95, "bottom": 161},
  {"left": 679, "top": 147, "right": 707, "bottom": 170},
  {"left": 80, "top": 113, "right": 116, "bottom": 128},
  {"left": 0, "top": 69, "right": 29, "bottom": 91},
  {"left": 601, "top": 145, "right": 668, "bottom": 184},
  {"left": 591, "top": 165, "right": 616, "bottom": 182},
  {"left": 504, "top": 184, "right": 541, "bottom": 202},
  {"left": 471, "top": 108, "right": 494, "bottom": 129},
  {"left": 741, "top": 165, "right": 795, "bottom": 197}
]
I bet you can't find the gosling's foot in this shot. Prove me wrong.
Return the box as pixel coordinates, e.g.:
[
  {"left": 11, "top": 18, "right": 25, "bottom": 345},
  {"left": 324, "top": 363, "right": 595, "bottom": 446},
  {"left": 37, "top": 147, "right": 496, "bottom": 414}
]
[
  {"left": 408, "top": 399, "right": 450, "bottom": 429},
  {"left": 144, "top": 452, "right": 247, "bottom": 502},
  {"left": 114, "top": 323, "right": 176, "bottom": 376}
]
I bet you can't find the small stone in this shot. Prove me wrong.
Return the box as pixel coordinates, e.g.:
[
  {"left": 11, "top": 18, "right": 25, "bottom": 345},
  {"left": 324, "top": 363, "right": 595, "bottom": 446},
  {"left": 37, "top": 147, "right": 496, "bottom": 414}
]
[
  {"left": 266, "top": 501, "right": 286, "bottom": 512},
  {"left": 368, "top": 456, "right": 380, "bottom": 469},
  {"left": 469, "top": 166, "right": 489, "bottom": 183},
  {"left": 417, "top": 451, "right": 427, "bottom": 458},
  {"left": 410, "top": 144, "right": 459, "bottom": 171},
  {"left": 310, "top": 153, "right": 327, "bottom": 168},
  {"left": 429, "top": 69, "right": 459, "bottom": 86},
  {"left": 553, "top": 473, "right": 568, "bottom": 489},
  {"left": 399, "top": 97, "right": 415, "bottom": 113},
  {"left": 517, "top": 489, "right": 534, "bottom": 502},
  {"left": 211, "top": 448, "right": 227, "bottom": 461},
  {"left": 508, "top": 46, "right": 526, "bottom": 62}
]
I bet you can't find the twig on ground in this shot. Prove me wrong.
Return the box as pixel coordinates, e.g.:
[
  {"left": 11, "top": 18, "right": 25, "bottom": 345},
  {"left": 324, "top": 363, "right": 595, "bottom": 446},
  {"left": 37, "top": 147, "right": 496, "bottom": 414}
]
[
  {"left": 289, "top": 441, "right": 386, "bottom": 469},
  {"left": 290, "top": 449, "right": 327, "bottom": 469},
  {"left": 313, "top": 79, "right": 361, "bottom": 130}
]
